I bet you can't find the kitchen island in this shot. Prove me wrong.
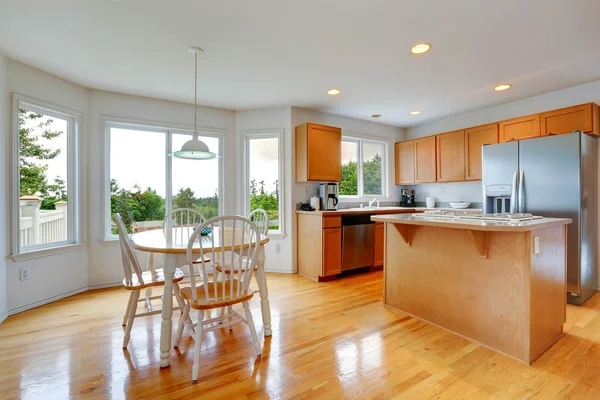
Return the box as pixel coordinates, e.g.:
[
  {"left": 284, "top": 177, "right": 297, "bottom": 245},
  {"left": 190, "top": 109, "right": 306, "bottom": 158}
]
[{"left": 372, "top": 213, "right": 571, "bottom": 364}]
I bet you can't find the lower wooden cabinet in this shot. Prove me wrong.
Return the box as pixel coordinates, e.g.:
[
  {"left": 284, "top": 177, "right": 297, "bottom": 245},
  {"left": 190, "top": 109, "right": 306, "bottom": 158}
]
[
  {"left": 499, "top": 114, "right": 541, "bottom": 142},
  {"left": 322, "top": 227, "right": 342, "bottom": 276},
  {"left": 541, "top": 103, "right": 600, "bottom": 136},
  {"left": 374, "top": 222, "right": 384, "bottom": 267}
]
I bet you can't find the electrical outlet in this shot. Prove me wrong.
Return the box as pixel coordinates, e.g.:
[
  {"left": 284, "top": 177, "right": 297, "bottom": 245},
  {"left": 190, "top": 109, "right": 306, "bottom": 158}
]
[
  {"left": 440, "top": 187, "right": 446, "bottom": 193},
  {"left": 275, "top": 244, "right": 281, "bottom": 253},
  {"left": 20, "top": 268, "right": 29, "bottom": 281},
  {"left": 533, "top": 236, "right": 540, "bottom": 254},
  {"left": 304, "top": 186, "right": 309, "bottom": 198}
]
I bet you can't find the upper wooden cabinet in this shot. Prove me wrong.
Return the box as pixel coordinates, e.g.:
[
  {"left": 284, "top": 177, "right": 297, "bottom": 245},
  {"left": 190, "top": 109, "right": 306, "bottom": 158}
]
[
  {"left": 414, "top": 136, "right": 436, "bottom": 183},
  {"left": 540, "top": 103, "right": 600, "bottom": 136},
  {"left": 395, "top": 141, "right": 415, "bottom": 184},
  {"left": 436, "top": 130, "right": 465, "bottom": 182},
  {"left": 499, "top": 114, "right": 541, "bottom": 142},
  {"left": 296, "top": 123, "right": 342, "bottom": 182},
  {"left": 464, "top": 123, "right": 499, "bottom": 181}
]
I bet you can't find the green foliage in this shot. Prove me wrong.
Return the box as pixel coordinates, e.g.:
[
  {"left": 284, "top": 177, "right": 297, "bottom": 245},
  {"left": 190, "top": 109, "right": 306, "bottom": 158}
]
[
  {"left": 340, "top": 161, "right": 358, "bottom": 195},
  {"left": 19, "top": 109, "right": 64, "bottom": 197},
  {"left": 110, "top": 181, "right": 166, "bottom": 233},
  {"left": 249, "top": 180, "right": 279, "bottom": 230},
  {"left": 339, "top": 154, "right": 382, "bottom": 196}
]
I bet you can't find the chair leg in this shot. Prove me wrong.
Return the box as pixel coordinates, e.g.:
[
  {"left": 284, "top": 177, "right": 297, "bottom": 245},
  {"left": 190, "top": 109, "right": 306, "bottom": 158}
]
[
  {"left": 174, "top": 302, "right": 190, "bottom": 348},
  {"left": 227, "top": 306, "right": 233, "bottom": 331},
  {"left": 192, "top": 309, "right": 205, "bottom": 383},
  {"left": 123, "top": 290, "right": 140, "bottom": 349},
  {"left": 173, "top": 281, "right": 184, "bottom": 312},
  {"left": 122, "top": 291, "right": 134, "bottom": 326},
  {"left": 242, "top": 301, "right": 261, "bottom": 357}
]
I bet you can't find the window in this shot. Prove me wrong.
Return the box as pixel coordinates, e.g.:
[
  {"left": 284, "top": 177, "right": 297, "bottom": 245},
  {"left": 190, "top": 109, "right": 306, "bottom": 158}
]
[
  {"left": 340, "top": 137, "right": 387, "bottom": 198},
  {"left": 243, "top": 130, "right": 284, "bottom": 235},
  {"left": 106, "top": 123, "right": 222, "bottom": 238},
  {"left": 14, "top": 97, "right": 79, "bottom": 254}
]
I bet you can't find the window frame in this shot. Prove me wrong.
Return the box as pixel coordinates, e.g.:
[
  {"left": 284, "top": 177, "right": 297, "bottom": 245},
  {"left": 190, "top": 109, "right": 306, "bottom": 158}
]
[
  {"left": 11, "top": 94, "right": 81, "bottom": 256},
  {"left": 103, "top": 120, "right": 224, "bottom": 240},
  {"left": 242, "top": 128, "right": 285, "bottom": 238},
  {"left": 340, "top": 135, "right": 389, "bottom": 201}
]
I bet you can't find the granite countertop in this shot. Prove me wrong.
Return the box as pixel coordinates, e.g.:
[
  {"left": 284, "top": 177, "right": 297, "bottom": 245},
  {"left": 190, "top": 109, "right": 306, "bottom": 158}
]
[
  {"left": 371, "top": 213, "right": 571, "bottom": 232},
  {"left": 296, "top": 206, "right": 483, "bottom": 215}
]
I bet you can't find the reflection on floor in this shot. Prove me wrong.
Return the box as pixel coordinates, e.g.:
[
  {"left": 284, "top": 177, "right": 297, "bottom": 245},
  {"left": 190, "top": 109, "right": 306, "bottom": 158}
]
[{"left": 1, "top": 271, "right": 600, "bottom": 399}]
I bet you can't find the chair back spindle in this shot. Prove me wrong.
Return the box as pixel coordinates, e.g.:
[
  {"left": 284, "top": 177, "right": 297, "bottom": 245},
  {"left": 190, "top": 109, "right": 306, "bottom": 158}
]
[{"left": 162, "top": 208, "right": 207, "bottom": 245}]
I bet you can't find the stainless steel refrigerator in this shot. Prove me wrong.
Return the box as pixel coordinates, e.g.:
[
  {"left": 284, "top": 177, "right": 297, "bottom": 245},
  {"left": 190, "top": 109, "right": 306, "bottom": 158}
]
[{"left": 482, "top": 131, "right": 598, "bottom": 305}]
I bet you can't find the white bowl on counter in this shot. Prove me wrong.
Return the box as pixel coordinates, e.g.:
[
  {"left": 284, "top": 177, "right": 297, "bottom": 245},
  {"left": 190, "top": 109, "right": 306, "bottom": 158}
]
[{"left": 449, "top": 202, "right": 471, "bottom": 209}]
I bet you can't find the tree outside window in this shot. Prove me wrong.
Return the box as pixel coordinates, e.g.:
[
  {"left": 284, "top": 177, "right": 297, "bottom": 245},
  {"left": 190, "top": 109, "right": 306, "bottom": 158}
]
[{"left": 340, "top": 138, "right": 387, "bottom": 198}]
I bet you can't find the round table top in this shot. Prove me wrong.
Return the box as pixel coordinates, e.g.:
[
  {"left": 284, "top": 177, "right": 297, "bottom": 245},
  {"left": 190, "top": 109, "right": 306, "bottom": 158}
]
[{"left": 131, "top": 227, "right": 270, "bottom": 254}]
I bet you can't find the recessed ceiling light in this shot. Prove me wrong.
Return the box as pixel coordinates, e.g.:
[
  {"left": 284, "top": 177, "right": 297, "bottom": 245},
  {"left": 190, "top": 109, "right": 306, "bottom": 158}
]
[
  {"left": 410, "top": 43, "right": 431, "bottom": 55},
  {"left": 371, "top": 114, "right": 382, "bottom": 118},
  {"left": 327, "top": 88, "right": 341, "bottom": 96},
  {"left": 494, "top": 84, "right": 512, "bottom": 91},
  {"left": 410, "top": 110, "right": 421, "bottom": 115}
]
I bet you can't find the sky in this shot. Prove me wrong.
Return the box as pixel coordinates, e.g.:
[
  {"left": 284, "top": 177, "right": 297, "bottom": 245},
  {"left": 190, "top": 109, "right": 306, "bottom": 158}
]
[{"left": 342, "top": 140, "right": 383, "bottom": 164}]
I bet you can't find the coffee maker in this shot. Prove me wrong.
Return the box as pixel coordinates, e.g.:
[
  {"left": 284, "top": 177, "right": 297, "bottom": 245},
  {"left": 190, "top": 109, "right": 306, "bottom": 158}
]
[
  {"left": 319, "top": 183, "right": 339, "bottom": 210},
  {"left": 400, "top": 189, "right": 415, "bottom": 207}
]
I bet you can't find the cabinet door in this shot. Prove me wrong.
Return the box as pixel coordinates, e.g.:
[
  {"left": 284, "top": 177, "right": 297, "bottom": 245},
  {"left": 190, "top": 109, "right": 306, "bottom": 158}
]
[
  {"left": 307, "top": 124, "right": 342, "bottom": 182},
  {"left": 414, "top": 136, "right": 437, "bottom": 183},
  {"left": 395, "top": 141, "right": 415, "bottom": 184},
  {"left": 541, "top": 103, "right": 599, "bottom": 136},
  {"left": 436, "top": 130, "right": 465, "bottom": 182},
  {"left": 322, "top": 227, "right": 342, "bottom": 276},
  {"left": 464, "top": 123, "right": 498, "bottom": 181},
  {"left": 499, "top": 114, "right": 541, "bottom": 142},
  {"left": 374, "top": 223, "right": 384, "bottom": 267}
]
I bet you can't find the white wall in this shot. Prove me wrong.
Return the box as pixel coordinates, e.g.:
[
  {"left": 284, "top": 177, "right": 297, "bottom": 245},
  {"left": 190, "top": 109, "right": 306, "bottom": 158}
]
[
  {"left": 0, "top": 54, "right": 8, "bottom": 322},
  {"left": 404, "top": 79, "right": 600, "bottom": 204},
  {"left": 87, "top": 90, "right": 236, "bottom": 287},
  {"left": 4, "top": 59, "right": 89, "bottom": 313},
  {"left": 234, "top": 107, "right": 293, "bottom": 273}
]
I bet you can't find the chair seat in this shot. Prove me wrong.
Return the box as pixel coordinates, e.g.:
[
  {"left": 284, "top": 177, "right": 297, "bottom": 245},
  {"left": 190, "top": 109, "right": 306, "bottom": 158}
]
[
  {"left": 122, "top": 268, "right": 185, "bottom": 290},
  {"left": 180, "top": 280, "right": 254, "bottom": 310},
  {"left": 215, "top": 264, "right": 258, "bottom": 273}
]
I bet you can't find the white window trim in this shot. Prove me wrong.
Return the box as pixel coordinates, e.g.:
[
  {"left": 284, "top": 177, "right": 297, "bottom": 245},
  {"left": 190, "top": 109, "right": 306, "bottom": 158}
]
[
  {"left": 11, "top": 94, "right": 82, "bottom": 257},
  {"left": 340, "top": 134, "right": 390, "bottom": 202},
  {"left": 103, "top": 118, "right": 225, "bottom": 240},
  {"left": 242, "top": 128, "right": 285, "bottom": 239}
]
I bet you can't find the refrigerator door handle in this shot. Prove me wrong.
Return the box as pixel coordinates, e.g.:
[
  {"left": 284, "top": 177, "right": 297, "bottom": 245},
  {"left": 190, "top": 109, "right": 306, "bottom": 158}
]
[
  {"left": 510, "top": 170, "right": 518, "bottom": 213},
  {"left": 518, "top": 170, "right": 524, "bottom": 213}
]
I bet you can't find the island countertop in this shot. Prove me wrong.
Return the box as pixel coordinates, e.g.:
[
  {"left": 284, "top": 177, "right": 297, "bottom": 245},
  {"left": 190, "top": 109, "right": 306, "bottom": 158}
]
[{"left": 371, "top": 213, "right": 571, "bottom": 232}]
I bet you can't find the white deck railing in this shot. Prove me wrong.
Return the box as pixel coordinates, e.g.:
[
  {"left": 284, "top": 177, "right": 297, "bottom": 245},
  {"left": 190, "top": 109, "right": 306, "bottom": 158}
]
[{"left": 19, "top": 197, "right": 68, "bottom": 247}]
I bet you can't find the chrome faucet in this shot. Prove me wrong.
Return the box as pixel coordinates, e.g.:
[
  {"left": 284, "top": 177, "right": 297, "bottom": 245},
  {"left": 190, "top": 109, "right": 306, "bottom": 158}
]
[{"left": 369, "top": 198, "right": 379, "bottom": 208}]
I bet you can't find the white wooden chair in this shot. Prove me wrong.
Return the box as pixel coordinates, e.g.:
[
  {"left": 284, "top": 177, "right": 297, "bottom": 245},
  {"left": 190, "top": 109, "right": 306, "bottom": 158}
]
[
  {"left": 144, "top": 208, "right": 208, "bottom": 308},
  {"left": 174, "top": 216, "right": 262, "bottom": 383},
  {"left": 215, "top": 209, "right": 269, "bottom": 322},
  {"left": 115, "top": 213, "right": 186, "bottom": 349}
]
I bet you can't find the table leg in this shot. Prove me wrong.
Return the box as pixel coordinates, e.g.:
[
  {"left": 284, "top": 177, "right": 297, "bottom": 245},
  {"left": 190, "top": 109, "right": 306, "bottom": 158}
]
[
  {"left": 159, "top": 253, "right": 175, "bottom": 368},
  {"left": 145, "top": 253, "right": 155, "bottom": 305},
  {"left": 256, "top": 245, "right": 272, "bottom": 336}
]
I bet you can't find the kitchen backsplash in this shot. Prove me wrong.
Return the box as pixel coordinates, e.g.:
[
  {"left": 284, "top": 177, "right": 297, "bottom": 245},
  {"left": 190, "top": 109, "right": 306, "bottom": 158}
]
[{"left": 400, "top": 181, "right": 483, "bottom": 203}]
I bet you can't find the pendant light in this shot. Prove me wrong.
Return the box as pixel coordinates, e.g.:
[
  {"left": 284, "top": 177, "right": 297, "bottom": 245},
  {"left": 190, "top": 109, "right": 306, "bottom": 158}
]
[{"left": 169, "top": 47, "right": 218, "bottom": 160}]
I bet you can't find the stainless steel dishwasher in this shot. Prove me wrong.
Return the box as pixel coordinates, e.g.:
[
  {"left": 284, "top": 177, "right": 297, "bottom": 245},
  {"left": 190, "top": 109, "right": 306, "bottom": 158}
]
[{"left": 341, "top": 214, "right": 375, "bottom": 271}]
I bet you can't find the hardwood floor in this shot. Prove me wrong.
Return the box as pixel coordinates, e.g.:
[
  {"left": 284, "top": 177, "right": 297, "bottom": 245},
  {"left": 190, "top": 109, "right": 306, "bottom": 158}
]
[{"left": 1, "top": 271, "right": 600, "bottom": 399}]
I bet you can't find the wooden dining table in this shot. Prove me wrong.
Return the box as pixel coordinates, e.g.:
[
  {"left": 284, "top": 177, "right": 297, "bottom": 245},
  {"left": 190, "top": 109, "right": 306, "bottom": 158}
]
[{"left": 131, "top": 227, "right": 272, "bottom": 368}]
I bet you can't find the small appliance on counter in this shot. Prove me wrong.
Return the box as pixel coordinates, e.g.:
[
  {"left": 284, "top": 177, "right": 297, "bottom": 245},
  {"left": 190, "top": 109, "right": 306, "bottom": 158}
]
[
  {"left": 319, "top": 183, "right": 339, "bottom": 210},
  {"left": 400, "top": 189, "right": 415, "bottom": 207}
]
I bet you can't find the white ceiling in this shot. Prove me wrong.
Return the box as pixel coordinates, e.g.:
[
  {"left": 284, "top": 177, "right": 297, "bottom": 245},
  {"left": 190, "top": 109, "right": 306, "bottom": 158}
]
[{"left": 1, "top": 0, "right": 600, "bottom": 127}]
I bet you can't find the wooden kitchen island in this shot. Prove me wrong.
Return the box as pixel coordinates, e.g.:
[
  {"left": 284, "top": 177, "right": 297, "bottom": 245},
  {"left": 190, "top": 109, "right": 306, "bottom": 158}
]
[{"left": 372, "top": 213, "right": 571, "bottom": 365}]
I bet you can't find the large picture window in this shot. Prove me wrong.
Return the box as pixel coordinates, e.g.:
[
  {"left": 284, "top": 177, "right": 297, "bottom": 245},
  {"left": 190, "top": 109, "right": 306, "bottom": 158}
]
[
  {"left": 340, "top": 137, "right": 387, "bottom": 199},
  {"left": 243, "top": 130, "right": 284, "bottom": 235},
  {"left": 105, "top": 123, "right": 222, "bottom": 238},
  {"left": 13, "top": 97, "right": 79, "bottom": 254}
]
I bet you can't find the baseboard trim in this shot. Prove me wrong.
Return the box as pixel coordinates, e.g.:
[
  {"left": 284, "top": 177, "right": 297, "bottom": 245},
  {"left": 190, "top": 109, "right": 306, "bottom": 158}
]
[
  {"left": 8, "top": 287, "right": 89, "bottom": 316},
  {"left": 0, "top": 311, "right": 8, "bottom": 324},
  {"left": 87, "top": 282, "right": 122, "bottom": 290}
]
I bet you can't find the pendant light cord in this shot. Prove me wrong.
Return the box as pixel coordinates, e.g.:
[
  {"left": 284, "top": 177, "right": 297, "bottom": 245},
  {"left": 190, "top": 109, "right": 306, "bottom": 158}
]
[{"left": 193, "top": 52, "right": 198, "bottom": 141}]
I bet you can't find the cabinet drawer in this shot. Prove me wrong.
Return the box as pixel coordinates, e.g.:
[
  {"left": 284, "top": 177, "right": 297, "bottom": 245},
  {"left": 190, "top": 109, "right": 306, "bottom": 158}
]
[{"left": 323, "top": 215, "right": 341, "bottom": 228}]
